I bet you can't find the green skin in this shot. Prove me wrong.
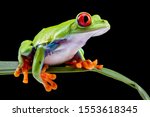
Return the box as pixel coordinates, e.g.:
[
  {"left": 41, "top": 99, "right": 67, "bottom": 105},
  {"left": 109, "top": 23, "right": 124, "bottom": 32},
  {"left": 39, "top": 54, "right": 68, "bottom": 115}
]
[{"left": 17, "top": 12, "right": 110, "bottom": 83}]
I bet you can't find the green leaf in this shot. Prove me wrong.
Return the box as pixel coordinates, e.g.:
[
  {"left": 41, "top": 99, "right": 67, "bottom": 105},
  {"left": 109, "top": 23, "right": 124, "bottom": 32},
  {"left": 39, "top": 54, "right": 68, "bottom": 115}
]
[{"left": 0, "top": 61, "right": 149, "bottom": 100}]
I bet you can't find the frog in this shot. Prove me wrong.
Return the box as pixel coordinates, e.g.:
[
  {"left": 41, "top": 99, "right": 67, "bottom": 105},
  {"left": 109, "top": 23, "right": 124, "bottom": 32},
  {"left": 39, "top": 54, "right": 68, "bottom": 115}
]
[{"left": 14, "top": 12, "right": 110, "bottom": 92}]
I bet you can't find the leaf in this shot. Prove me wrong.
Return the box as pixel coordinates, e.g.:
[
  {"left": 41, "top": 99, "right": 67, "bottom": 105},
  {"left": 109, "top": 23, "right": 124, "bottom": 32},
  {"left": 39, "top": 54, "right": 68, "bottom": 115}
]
[{"left": 0, "top": 61, "right": 149, "bottom": 100}]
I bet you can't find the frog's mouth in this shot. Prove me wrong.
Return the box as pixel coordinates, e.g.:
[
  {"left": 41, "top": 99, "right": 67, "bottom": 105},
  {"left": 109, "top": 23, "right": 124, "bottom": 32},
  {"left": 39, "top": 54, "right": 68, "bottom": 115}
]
[{"left": 72, "top": 26, "right": 110, "bottom": 38}]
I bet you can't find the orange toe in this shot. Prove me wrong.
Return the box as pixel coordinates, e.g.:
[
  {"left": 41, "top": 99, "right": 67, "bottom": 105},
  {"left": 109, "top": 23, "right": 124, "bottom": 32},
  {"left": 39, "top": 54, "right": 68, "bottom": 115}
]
[
  {"left": 96, "top": 64, "right": 103, "bottom": 69},
  {"left": 41, "top": 73, "right": 56, "bottom": 80},
  {"left": 70, "top": 59, "right": 103, "bottom": 70},
  {"left": 82, "top": 59, "right": 95, "bottom": 70},
  {"left": 47, "top": 80, "right": 57, "bottom": 90},
  {"left": 42, "top": 80, "right": 52, "bottom": 92},
  {"left": 42, "top": 65, "right": 49, "bottom": 72},
  {"left": 14, "top": 68, "right": 21, "bottom": 77},
  {"left": 75, "top": 62, "right": 82, "bottom": 68},
  {"left": 92, "top": 59, "right": 98, "bottom": 67},
  {"left": 22, "top": 70, "right": 28, "bottom": 84},
  {"left": 41, "top": 73, "right": 57, "bottom": 92}
]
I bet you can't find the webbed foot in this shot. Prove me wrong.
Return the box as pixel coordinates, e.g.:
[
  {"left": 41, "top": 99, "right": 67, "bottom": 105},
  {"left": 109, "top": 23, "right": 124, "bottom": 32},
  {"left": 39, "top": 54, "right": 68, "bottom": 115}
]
[
  {"left": 66, "top": 59, "right": 103, "bottom": 70},
  {"left": 14, "top": 58, "right": 31, "bottom": 84},
  {"left": 40, "top": 65, "right": 57, "bottom": 92}
]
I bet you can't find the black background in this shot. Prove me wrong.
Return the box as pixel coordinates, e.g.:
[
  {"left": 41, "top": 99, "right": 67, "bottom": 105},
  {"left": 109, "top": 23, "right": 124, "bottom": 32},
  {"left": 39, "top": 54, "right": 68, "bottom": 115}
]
[{"left": 0, "top": 0, "right": 149, "bottom": 100}]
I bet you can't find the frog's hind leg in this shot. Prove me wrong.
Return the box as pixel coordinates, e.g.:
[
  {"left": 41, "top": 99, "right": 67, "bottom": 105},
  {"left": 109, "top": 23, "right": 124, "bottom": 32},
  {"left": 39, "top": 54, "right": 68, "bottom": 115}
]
[
  {"left": 21, "top": 57, "right": 32, "bottom": 84},
  {"left": 66, "top": 48, "right": 103, "bottom": 70},
  {"left": 14, "top": 57, "right": 31, "bottom": 84},
  {"left": 14, "top": 40, "right": 33, "bottom": 84},
  {"left": 32, "top": 45, "right": 57, "bottom": 92}
]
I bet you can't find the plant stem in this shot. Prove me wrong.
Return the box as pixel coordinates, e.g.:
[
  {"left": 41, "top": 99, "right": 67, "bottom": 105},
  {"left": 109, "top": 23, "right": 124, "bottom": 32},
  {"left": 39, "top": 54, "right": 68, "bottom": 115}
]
[{"left": 0, "top": 61, "right": 149, "bottom": 100}]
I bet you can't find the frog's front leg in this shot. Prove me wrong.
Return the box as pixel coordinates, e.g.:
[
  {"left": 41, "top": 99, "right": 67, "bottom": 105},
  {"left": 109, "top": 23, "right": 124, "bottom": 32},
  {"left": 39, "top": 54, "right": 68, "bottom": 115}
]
[
  {"left": 66, "top": 48, "right": 103, "bottom": 70},
  {"left": 32, "top": 45, "right": 57, "bottom": 92}
]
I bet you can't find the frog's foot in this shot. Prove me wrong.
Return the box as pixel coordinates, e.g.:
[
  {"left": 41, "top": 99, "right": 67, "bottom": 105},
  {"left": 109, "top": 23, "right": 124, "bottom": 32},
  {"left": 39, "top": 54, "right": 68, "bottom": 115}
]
[
  {"left": 40, "top": 65, "right": 57, "bottom": 92},
  {"left": 14, "top": 58, "right": 31, "bottom": 84},
  {"left": 67, "top": 59, "right": 103, "bottom": 70}
]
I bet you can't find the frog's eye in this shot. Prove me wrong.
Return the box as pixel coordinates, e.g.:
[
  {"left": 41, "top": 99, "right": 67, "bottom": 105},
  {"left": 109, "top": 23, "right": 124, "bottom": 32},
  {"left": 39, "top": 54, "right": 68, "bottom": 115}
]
[{"left": 77, "top": 12, "right": 92, "bottom": 27}]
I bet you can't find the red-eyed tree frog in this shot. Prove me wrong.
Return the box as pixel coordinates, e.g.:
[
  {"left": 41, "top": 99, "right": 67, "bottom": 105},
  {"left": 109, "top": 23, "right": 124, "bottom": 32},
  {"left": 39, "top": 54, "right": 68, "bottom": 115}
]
[{"left": 14, "top": 12, "right": 110, "bottom": 92}]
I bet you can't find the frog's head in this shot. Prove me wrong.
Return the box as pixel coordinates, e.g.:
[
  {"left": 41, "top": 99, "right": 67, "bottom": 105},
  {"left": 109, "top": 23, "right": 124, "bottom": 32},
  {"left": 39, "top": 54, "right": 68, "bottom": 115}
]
[{"left": 70, "top": 12, "right": 110, "bottom": 37}]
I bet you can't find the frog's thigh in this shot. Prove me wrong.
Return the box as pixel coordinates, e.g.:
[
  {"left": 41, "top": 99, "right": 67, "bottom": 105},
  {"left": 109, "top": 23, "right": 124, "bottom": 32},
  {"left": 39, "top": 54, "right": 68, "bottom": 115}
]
[
  {"left": 72, "top": 48, "right": 85, "bottom": 61},
  {"left": 32, "top": 45, "right": 45, "bottom": 83}
]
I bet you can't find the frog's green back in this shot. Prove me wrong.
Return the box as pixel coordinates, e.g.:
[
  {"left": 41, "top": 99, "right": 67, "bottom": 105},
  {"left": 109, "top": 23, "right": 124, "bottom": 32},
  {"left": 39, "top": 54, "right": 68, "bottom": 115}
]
[{"left": 32, "top": 19, "right": 75, "bottom": 46}]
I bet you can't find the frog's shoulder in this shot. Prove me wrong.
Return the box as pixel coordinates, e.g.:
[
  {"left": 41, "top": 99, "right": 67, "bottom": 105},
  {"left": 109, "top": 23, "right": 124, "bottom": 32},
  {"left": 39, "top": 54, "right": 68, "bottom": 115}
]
[{"left": 32, "top": 27, "right": 55, "bottom": 46}]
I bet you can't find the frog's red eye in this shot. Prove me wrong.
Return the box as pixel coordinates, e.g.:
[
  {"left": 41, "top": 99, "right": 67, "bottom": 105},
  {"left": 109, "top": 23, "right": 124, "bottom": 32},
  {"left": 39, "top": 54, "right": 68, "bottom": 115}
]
[{"left": 77, "top": 12, "right": 92, "bottom": 27}]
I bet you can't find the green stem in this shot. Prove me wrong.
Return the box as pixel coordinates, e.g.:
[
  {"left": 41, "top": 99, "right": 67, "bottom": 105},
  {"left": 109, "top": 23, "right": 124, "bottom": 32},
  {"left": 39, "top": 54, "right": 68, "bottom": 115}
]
[
  {"left": 0, "top": 61, "right": 149, "bottom": 100},
  {"left": 92, "top": 68, "right": 150, "bottom": 100}
]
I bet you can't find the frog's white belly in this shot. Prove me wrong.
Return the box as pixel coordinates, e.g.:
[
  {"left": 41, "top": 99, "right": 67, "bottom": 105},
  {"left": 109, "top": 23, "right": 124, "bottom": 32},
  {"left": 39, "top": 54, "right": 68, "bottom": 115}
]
[
  {"left": 44, "top": 40, "right": 84, "bottom": 65},
  {"left": 44, "top": 46, "right": 78, "bottom": 65}
]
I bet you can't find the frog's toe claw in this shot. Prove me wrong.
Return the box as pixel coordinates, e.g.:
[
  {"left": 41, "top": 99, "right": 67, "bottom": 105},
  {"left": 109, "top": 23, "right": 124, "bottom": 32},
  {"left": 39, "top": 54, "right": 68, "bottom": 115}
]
[{"left": 41, "top": 73, "right": 57, "bottom": 92}]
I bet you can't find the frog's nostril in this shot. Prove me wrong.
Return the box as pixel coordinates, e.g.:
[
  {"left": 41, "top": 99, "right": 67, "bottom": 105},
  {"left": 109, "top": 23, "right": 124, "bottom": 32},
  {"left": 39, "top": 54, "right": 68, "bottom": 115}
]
[{"left": 101, "top": 19, "right": 105, "bottom": 22}]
